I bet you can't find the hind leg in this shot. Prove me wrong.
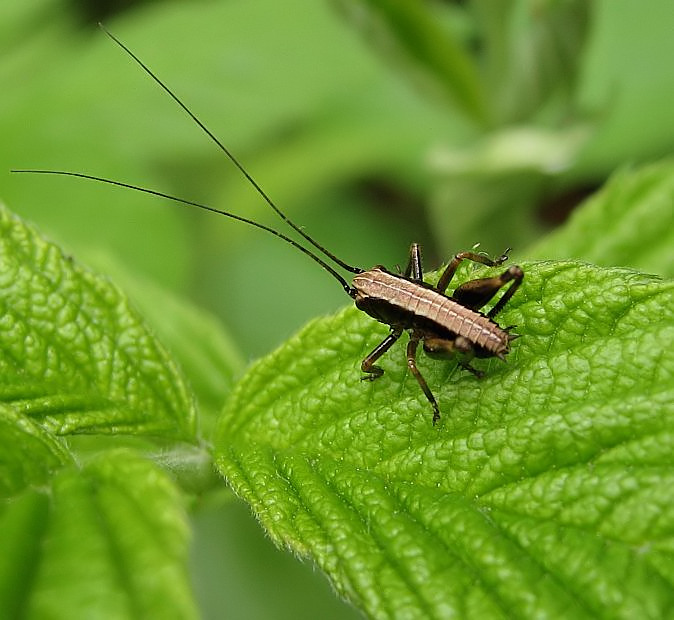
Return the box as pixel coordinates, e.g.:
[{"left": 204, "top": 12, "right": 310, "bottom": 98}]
[
  {"left": 408, "top": 332, "right": 441, "bottom": 425},
  {"left": 452, "top": 265, "right": 524, "bottom": 317}
]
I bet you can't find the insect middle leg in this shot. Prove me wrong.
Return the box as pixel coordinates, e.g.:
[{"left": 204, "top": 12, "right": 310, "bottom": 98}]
[
  {"left": 407, "top": 332, "right": 440, "bottom": 425},
  {"left": 453, "top": 265, "right": 524, "bottom": 318}
]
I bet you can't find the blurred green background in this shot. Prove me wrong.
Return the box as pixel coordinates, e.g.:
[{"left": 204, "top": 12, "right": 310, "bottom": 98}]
[{"left": 2, "top": 0, "right": 673, "bottom": 617}]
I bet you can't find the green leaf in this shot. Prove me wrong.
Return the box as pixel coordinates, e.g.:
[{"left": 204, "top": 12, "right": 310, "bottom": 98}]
[
  {"left": 0, "top": 204, "right": 195, "bottom": 440},
  {"left": 427, "top": 123, "right": 592, "bottom": 253},
  {"left": 84, "top": 252, "right": 244, "bottom": 434},
  {"left": 215, "top": 261, "right": 674, "bottom": 617},
  {"left": 117, "top": 275, "right": 243, "bottom": 425},
  {"left": 0, "top": 405, "right": 71, "bottom": 497},
  {"left": 528, "top": 158, "right": 674, "bottom": 277},
  {"left": 0, "top": 490, "right": 49, "bottom": 619},
  {"left": 477, "top": 0, "right": 592, "bottom": 123},
  {"left": 333, "top": 0, "right": 488, "bottom": 125},
  {"left": 0, "top": 450, "right": 197, "bottom": 619}
]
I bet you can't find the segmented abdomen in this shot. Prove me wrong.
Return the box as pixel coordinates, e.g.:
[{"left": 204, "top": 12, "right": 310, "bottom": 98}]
[{"left": 353, "top": 268, "right": 508, "bottom": 353}]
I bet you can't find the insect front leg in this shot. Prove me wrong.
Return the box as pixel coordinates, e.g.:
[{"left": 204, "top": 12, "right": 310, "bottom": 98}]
[
  {"left": 452, "top": 265, "right": 524, "bottom": 318},
  {"left": 361, "top": 327, "right": 403, "bottom": 381},
  {"left": 407, "top": 332, "right": 441, "bottom": 425},
  {"left": 436, "top": 249, "right": 510, "bottom": 294}
]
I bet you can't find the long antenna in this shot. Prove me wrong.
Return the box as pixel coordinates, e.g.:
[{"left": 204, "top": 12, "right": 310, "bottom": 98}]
[
  {"left": 12, "top": 169, "right": 356, "bottom": 296},
  {"left": 98, "top": 24, "right": 362, "bottom": 276}
]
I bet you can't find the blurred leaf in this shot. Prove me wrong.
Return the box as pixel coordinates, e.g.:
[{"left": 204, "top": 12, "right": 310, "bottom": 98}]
[
  {"left": 427, "top": 123, "right": 592, "bottom": 252},
  {"left": 575, "top": 0, "right": 674, "bottom": 175},
  {"left": 0, "top": 405, "right": 71, "bottom": 497},
  {"left": 215, "top": 259, "right": 674, "bottom": 617},
  {"left": 334, "top": 0, "right": 592, "bottom": 127},
  {"left": 528, "top": 158, "right": 674, "bottom": 277},
  {"left": 469, "top": 0, "right": 515, "bottom": 97},
  {"left": 0, "top": 204, "right": 196, "bottom": 439},
  {"left": 190, "top": 498, "right": 361, "bottom": 620},
  {"left": 0, "top": 450, "right": 197, "bottom": 619},
  {"left": 429, "top": 167, "right": 545, "bottom": 258},
  {"left": 333, "top": 0, "right": 489, "bottom": 125},
  {"left": 479, "top": 0, "right": 592, "bottom": 123},
  {"left": 0, "top": 490, "right": 49, "bottom": 619}
]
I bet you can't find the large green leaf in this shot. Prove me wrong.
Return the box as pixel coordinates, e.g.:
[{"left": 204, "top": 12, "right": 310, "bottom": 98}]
[
  {"left": 215, "top": 259, "right": 674, "bottom": 617},
  {"left": 0, "top": 450, "right": 197, "bottom": 619},
  {"left": 0, "top": 204, "right": 195, "bottom": 439}
]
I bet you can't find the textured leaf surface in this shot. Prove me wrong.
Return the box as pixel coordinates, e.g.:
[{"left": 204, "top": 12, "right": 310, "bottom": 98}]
[
  {"left": 0, "top": 451, "right": 197, "bottom": 619},
  {"left": 0, "top": 205, "right": 195, "bottom": 439},
  {"left": 529, "top": 158, "right": 674, "bottom": 277},
  {"left": 215, "top": 261, "right": 674, "bottom": 618},
  {"left": 85, "top": 254, "right": 244, "bottom": 431}
]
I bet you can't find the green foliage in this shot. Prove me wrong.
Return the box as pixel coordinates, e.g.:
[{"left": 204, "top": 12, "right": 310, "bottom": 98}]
[
  {"left": 88, "top": 256, "right": 244, "bottom": 431},
  {"left": 528, "top": 158, "right": 674, "bottom": 277},
  {"left": 0, "top": 405, "right": 71, "bottom": 496},
  {"left": 334, "top": 0, "right": 591, "bottom": 126},
  {"left": 334, "top": 0, "right": 674, "bottom": 252},
  {"left": 334, "top": 0, "right": 490, "bottom": 125},
  {"left": 214, "top": 258, "right": 673, "bottom": 617},
  {"left": 2, "top": 158, "right": 674, "bottom": 618},
  {"left": 0, "top": 451, "right": 196, "bottom": 619},
  {"left": 2, "top": 1, "right": 674, "bottom": 618},
  {"left": 0, "top": 206, "right": 196, "bottom": 440}
]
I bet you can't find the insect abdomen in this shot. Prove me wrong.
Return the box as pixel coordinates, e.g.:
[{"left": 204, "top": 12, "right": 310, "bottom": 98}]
[{"left": 353, "top": 268, "right": 508, "bottom": 354}]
